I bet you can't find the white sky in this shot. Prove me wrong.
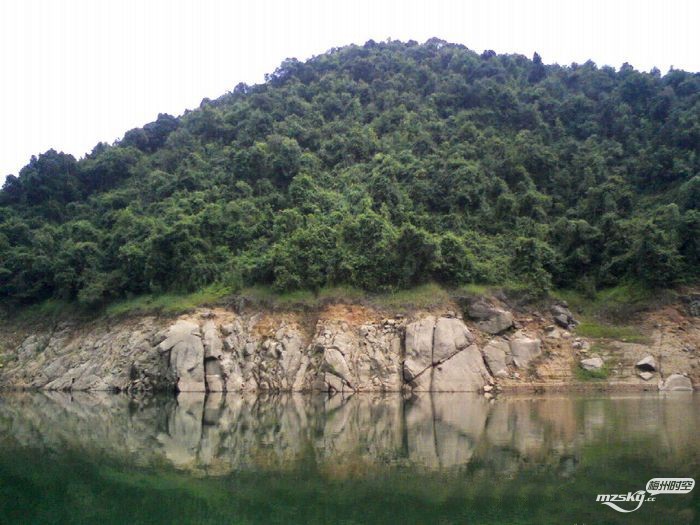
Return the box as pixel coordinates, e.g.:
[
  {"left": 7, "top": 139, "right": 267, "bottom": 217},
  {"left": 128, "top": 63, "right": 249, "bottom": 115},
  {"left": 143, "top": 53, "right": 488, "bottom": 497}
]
[{"left": 1, "top": 0, "right": 698, "bottom": 183}]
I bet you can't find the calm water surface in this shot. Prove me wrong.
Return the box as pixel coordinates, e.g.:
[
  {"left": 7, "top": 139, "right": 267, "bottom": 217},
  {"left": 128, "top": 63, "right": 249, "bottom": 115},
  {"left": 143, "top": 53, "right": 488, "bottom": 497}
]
[{"left": 0, "top": 392, "right": 698, "bottom": 524}]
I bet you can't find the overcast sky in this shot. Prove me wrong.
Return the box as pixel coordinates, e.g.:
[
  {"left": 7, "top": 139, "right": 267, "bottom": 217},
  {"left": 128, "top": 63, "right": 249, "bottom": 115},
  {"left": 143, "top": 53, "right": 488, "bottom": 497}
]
[{"left": 1, "top": 0, "right": 698, "bottom": 183}]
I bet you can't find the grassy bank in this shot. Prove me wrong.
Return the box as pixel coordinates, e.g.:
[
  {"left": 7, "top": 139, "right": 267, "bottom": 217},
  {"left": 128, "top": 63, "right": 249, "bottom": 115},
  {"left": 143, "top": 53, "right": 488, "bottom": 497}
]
[
  {"left": 551, "top": 282, "right": 668, "bottom": 344},
  {"left": 103, "top": 282, "right": 507, "bottom": 317},
  {"left": 4, "top": 280, "right": 678, "bottom": 329}
]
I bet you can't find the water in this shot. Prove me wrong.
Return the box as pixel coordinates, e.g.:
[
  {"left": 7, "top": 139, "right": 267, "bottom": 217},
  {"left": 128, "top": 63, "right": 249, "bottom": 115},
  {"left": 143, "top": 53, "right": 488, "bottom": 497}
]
[{"left": 0, "top": 392, "right": 698, "bottom": 524}]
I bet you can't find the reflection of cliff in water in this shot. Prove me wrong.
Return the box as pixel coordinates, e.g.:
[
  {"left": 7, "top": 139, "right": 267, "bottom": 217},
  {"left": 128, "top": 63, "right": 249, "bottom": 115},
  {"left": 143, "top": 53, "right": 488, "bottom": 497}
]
[{"left": 0, "top": 392, "right": 697, "bottom": 476}]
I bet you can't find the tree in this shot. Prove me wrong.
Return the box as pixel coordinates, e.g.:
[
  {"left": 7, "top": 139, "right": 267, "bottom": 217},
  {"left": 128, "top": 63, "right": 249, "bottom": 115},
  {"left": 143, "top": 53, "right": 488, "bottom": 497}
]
[{"left": 528, "top": 52, "right": 546, "bottom": 83}]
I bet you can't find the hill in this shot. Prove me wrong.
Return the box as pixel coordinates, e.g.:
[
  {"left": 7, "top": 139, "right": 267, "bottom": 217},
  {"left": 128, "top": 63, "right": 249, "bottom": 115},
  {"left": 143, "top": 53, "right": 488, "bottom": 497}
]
[{"left": 1, "top": 39, "right": 698, "bottom": 309}]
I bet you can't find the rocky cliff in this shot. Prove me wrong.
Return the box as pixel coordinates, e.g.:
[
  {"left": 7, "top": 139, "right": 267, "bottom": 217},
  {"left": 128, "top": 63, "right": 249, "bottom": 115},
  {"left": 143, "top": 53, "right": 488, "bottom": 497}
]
[{"left": 1, "top": 296, "right": 698, "bottom": 393}]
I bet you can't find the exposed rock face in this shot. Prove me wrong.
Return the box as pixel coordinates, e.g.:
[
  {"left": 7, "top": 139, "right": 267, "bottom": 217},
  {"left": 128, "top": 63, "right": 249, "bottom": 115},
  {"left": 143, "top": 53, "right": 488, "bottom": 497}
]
[
  {"left": 580, "top": 357, "right": 604, "bottom": 371},
  {"left": 0, "top": 309, "right": 499, "bottom": 393},
  {"left": 2, "top": 318, "right": 171, "bottom": 393},
  {"left": 158, "top": 320, "right": 206, "bottom": 392},
  {"left": 659, "top": 374, "right": 693, "bottom": 391},
  {"left": 316, "top": 319, "right": 403, "bottom": 392},
  {"left": 482, "top": 339, "right": 510, "bottom": 378},
  {"left": 477, "top": 310, "right": 514, "bottom": 335},
  {"left": 433, "top": 317, "right": 475, "bottom": 364},
  {"left": 404, "top": 316, "right": 435, "bottom": 381},
  {"left": 509, "top": 335, "right": 542, "bottom": 369},
  {"left": 257, "top": 325, "right": 310, "bottom": 391},
  {"left": 572, "top": 338, "right": 590, "bottom": 351},
  {"left": 635, "top": 356, "right": 657, "bottom": 372},
  {"left": 551, "top": 304, "right": 577, "bottom": 329},
  {"left": 2, "top": 296, "right": 697, "bottom": 393},
  {"left": 466, "top": 301, "right": 513, "bottom": 334},
  {"left": 431, "top": 345, "right": 492, "bottom": 392},
  {"left": 404, "top": 316, "right": 490, "bottom": 392}
]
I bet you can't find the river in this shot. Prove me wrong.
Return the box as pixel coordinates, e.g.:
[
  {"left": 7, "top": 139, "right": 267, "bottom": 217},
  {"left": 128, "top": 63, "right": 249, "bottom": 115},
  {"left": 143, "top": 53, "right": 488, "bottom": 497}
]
[{"left": 0, "top": 392, "right": 697, "bottom": 524}]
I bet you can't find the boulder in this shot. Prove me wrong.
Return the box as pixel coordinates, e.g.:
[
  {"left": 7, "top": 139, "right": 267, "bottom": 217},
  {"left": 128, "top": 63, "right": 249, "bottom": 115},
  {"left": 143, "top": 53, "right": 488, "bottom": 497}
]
[
  {"left": 323, "top": 348, "right": 352, "bottom": 386},
  {"left": 313, "top": 320, "right": 402, "bottom": 391},
  {"left": 158, "top": 320, "right": 206, "bottom": 392},
  {"left": 266, "top": 327, "right": 307, "bottom": 390},
  {"left": 404, "top": 316, "right": 435, "bottom": 380},
  {"left": 466, "top": 300, "right": 496, "bottom": 320},
  {"left": 433, "top": 317, "right": 474, "bottom": 364},
  {"left": 407, "top": 367, "right": 433, "bottom": 391},
  {"left": 431, "top": 345, "right": 492, "bottom": 392},
  {"left": 553, "top": 314, "right": 570, "bottom": 328},
  {"left": 572, "top": 339, "right": 590, "bottom": 351},
  {"left": 551, "top": 304, "right": 576, "bottom": 328},
  {"left": 202, "top": 321, "right": 223, "bottom": 359},
  {"left": 482, "top": 339, "right": 510, "bottom": 378},
  {"left": 659, "top": 374, "right": 693, "bottom": 391},
  {"left": 580, "top": 357, "right": 604, "bottom": 371},
  {"left": 477, "top": 310, "right": 514, "bottom": 335},
  {"left": 509, "top": 336, "right": 542, "bottom": 369},
  {"left": 324, "top": 372, "right": 346, "bottom": 393},
  {"left": 635, "top": 356, "right": 657, "bottom": 372},
  {"left": 466, "top": 300, "right": 513, "bottom": 334},
  {"left": 638, "top": 371, "right": 653, "bottom": 381}
]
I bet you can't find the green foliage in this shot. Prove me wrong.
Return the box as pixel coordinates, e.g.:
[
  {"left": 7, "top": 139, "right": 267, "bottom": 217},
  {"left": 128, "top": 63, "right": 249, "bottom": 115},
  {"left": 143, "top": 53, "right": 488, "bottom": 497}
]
[
  {"left": 510, "top": 237, "right": 557, "bottom": 297},
  {"left": 368, "top": 282, "right": 452, "bottom": 310},
  {"left": 553, "top": 282, "right": 663, "bottom": 324},
  {"left": 574, "top": 321, "right": 650, "bottom": 343},
  {"left": 435, "top": 233, "right": 476, "bottom": 285},
  {"left": 105, "top": 282, "right": 237, "bottom": 317},
  {"left": 574, "top": 362, "right": 611, "bottom": 381},
  {"left": 1, "top": 40, "right": 699, "bottom": 309},
  {"left": 236, "top": 282, "right": 450, "bottom": 311}
]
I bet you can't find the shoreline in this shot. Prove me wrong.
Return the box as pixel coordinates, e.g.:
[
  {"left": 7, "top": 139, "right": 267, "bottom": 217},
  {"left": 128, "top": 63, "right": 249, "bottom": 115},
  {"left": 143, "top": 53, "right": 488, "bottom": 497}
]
[
  {"left": 1, "top": 294, "right": 697, "bottom": 396},
  {"left": 0, "top": 382, "right": 694, "bottom": 394}
]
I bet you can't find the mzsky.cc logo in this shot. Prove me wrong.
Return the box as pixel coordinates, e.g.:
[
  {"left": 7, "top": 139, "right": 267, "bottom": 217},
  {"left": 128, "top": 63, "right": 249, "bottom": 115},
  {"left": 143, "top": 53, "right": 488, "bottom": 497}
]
[{"left": 596, "top": 478, "right": 695, "bottom": 513}]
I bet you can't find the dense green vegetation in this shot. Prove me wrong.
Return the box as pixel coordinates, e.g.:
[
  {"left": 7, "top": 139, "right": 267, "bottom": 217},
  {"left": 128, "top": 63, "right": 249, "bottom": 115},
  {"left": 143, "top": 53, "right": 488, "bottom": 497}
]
[{"left": 1, "top": 39, "right": 698, "bottom": 308}]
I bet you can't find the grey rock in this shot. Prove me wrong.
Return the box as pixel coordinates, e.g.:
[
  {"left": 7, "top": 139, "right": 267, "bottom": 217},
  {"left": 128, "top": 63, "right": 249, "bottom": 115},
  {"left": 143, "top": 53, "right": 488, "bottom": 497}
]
[
  {"left": 404, "top": 316, "right": 435, "bottom": 380},
  {"left": 580, "top": 357, "right": 604, "bottom": 371},
  {"left": 158, "top": 320, "right": 206, "bottom": 392},
  {"left": 482, "top": 339, "right": 510, "bottom": 377},
  {"left": 551, "top": 304, "right": 576, "bottom": 328},
  {"left": 314, "top": 320, "right": 402, "bottom": 392},
  {"left": 659, "top": 374, "right": 693, "bottom": 391},
  {"left": 553, "top": 314, "right": 570, "bottom": 328},
  {"left": 433, "top": 317, "right": 474, "bottom": 364},
  {"left": 466, "top": 300, "right": 514, "bottom": 334},
  {"left": 323, "top": 348, "right": 352, "bottom": 385},
  {"left": 477, "top": 310, "right": 514, "bottom": 335},
  {"left": 572, "top": 339, "right": 590, "bottom": 351},
  {"left": 635, "top": 355, "right": 657, "bottom": 372},
  {"left": 431, "top": 345, "right": 492, "bottom": 392},
  {"left": 638, "top": 371, "right": 653, "bottom": 381},
  {"left": 509, "top": 336, "right": 542, "bottom": 369},
  {"left": 202, "top": 321, "right": 223, "bottom": 359},
  {"left": 466, "top": 300, "right": 496, "bottom": 320}
]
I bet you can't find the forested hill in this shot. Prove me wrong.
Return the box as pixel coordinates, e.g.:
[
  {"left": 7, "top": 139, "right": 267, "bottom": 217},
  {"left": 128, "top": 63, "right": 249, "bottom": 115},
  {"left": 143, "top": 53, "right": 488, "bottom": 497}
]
[{"left": 1, "top": 39, "right": 699, "bottom": 307}]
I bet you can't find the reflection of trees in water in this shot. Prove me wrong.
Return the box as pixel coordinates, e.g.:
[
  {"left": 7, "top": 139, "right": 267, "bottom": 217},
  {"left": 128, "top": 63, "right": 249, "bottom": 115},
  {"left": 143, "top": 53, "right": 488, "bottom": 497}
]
[{"left": 0, "top": 392, "right": 697, "bottom": 476}]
